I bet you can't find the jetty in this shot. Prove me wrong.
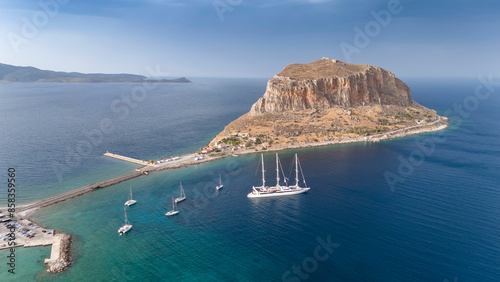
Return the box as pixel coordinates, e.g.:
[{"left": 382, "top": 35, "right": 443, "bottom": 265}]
[
  {"left": 43, "top": 235, "right": 61, "bottom": 264},
  {"left": 44, "top": 234, "right": 72, "bottom": 273},
  {"left": 104, "top": 152, "right": 151, "bottom": 166}
]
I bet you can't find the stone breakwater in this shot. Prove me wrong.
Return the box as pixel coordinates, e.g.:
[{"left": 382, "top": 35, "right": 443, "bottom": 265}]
[{"left": 45, "top": 234, "right": 72, "bottom": 273}]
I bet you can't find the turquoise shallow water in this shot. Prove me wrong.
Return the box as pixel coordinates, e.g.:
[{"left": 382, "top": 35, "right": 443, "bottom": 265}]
[{"left": 1, "top": 78, "right": 499, "bottom": 281}]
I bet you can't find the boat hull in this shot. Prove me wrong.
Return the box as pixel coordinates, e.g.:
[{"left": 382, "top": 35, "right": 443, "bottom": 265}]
[
  {"left": 124, "top": 200, "right": 137, "bottom": 206},
  {"left": 118, "top": 224, "right": 132, "bottom": 235},
  {"left": 165, "top": 210, "right": 179, "bottom": 216},
  {"left": 175, "top": 197, "right": 186, "bottom": 203},
  {"left": 247, "top": 187, "right": 310, "bottom": 198}
]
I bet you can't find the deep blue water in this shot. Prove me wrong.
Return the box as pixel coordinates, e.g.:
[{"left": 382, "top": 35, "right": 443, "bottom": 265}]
[
  {"left": 0, "top": 78, "right": 499, "bottom": 281},
  {"left": 0, "top": 78, "right": 266, "bottom": 203}
]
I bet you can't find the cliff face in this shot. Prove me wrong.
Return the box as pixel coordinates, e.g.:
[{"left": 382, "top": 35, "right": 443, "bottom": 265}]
[
  {"left": 249, "top": 58, "right": 411, "bottom": 115},
  {"left": 210, "top": 57, "right": 444, "bottom": 150}
]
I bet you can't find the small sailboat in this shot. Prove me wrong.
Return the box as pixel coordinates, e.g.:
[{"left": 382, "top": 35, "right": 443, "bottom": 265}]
[
  {"left": 216, "top": 174, "right": 223, "bottom": 190},
  {"left": 175, "top": 182, "right": 186, "bottom": 203},
  {"left": 118, "top": 207, "right": 132, "bottom": 235},
  {"left": 124, "top": 187, "right": 137, "bottom": 206},
  {"left": 165, "top": 196, "right": 179, "bottom": 216}
]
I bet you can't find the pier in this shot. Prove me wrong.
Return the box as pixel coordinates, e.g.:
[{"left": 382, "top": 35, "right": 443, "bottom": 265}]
[
  {"left": 104, "top": 152, "right": 151, "bottom": 166},
  {"left": 43, "top": 235, "right": 61, "bottom": 264},
  {"left": 44, "top": 234, "right": 72, "bottom": 273}
]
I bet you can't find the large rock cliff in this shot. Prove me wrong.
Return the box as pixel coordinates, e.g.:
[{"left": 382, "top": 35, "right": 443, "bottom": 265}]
[
  {"left": 249, "top": 58, "right": 411, "bottom": 115},
  {"left": 208, "top": 57, "right": 444, "bottom": 150}
]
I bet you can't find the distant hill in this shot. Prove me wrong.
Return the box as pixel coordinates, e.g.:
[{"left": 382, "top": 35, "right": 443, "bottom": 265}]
[{"left": 0, "top": 63, "right": 191, "bottom": 83}]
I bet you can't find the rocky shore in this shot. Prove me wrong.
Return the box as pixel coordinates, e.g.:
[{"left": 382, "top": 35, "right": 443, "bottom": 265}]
[{"left": 216, "top": 115, "right": 449, "bottom": 155}]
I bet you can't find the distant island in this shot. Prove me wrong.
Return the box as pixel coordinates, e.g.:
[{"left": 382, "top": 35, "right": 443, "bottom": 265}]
[
  {"left": 206, "top": 58, "right": 448, "bottom": 152},
  {"left": 0, "top": 63, "right": 191, "bottom": 83}
]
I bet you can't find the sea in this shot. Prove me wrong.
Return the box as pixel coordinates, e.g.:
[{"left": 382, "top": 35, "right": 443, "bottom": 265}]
[{"left": 0, "top": 77, "right": 499, "bottom": 281}]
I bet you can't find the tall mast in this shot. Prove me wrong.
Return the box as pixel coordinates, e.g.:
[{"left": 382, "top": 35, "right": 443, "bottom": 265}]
[
  {"left": 129, "top": 187, "right": 133, "bottom": 200},
  {"left": 276, "top": 153, "right": 280, "bottom": 186},
  {"left": 261, "top": 154, "right": 265, "bottom": 187},
  {"left": 124, "top": 207, "right": 129, "bottom": 225},
  {"left": 295, "top": 153, "right": 299, "bottom": 187}
]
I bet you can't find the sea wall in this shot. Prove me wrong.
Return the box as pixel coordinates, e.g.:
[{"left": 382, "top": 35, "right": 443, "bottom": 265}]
[{"left": 46, "top": 234, "right": 72, "bottom": 273}]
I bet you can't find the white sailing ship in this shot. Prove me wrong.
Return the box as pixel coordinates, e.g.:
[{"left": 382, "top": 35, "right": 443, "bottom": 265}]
[
  {"left": 248, "top": 153, "right": 310, "bottom": 198},
  {"left": 118, "top": 207, "right": 132, "bottom": 235}
]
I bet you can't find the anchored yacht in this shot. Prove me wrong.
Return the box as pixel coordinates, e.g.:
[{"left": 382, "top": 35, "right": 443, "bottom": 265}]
[
  {"left": 124, "top": 187, "right": 137, "bottom": 206},
  {"left": 118, "top": 207, "right": 132, "bottom": 235},
  {"left": 166, "top": 196, "right": 179, "bottom": 216},
  {"left": 248, "top": 153, "right": 310, "bottom": 198},
  {"left": 175, "top": 183, "right": 186, "bottom": 203},
  {"left": 216, "top": 174, "right": 223, "bottom": 190}
]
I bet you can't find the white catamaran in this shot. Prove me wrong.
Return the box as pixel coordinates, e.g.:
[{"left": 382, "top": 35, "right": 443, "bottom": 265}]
[
  {"left": 216, "top": 174, "right": 223, "bottom": 190},
  {"left": 118, "top": 207, "right": 132, "bottom": 235},
  {"left": 248, "top": 153, "right": 310, "bottom": 198},
  {"left": 124, "top": 187, "right": 137, "bottom": 206},
  {"left": 175, "top": 182, "right": 186, "bottom": 203},
  {"left": 166, "top": 196, "right": 179, "bottom": 216}
]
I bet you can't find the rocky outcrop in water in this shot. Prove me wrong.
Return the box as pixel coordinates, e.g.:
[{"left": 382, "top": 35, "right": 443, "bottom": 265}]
[{"left": 250, "top": 58, "right": 411, "bottom": 115}]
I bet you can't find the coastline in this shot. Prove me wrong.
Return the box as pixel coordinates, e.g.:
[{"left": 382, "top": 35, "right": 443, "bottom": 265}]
[
  {"left": 8, "top": 114, "right": 449, "bottom": 213},
  {"left": 217, "top": 115, "right": 449, "bottom": 156},
  {"left": 0, "top": 114, "right": 448, "bottom": 274}
]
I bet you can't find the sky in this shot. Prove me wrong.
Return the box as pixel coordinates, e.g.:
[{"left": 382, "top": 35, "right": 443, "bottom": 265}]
[{"left": 0, "top": 0, "right": 499, "bottom": 78}]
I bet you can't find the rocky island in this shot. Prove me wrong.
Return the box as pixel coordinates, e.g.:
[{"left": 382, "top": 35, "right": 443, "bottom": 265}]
[{"left": 208, "top": 58, "right": 448, "bottom": 152}]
